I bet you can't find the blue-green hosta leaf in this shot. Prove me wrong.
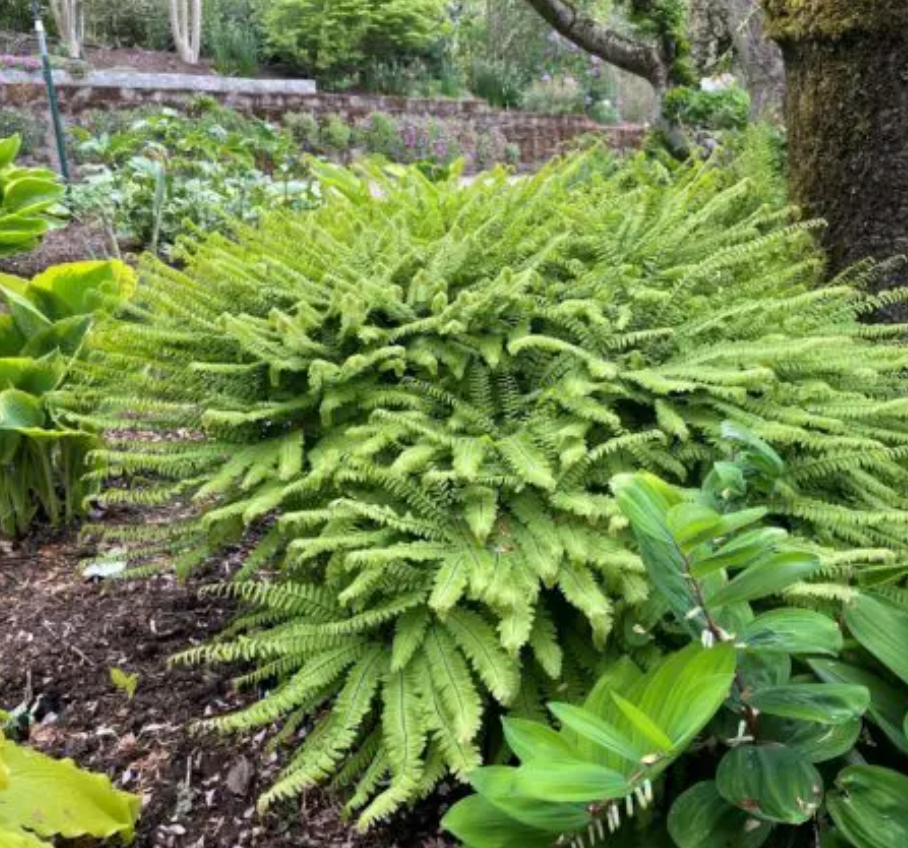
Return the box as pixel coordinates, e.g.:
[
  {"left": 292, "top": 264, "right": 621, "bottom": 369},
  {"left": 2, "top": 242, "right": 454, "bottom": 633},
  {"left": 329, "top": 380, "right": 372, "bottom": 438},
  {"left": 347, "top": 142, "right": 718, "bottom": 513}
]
[
  {"left": 808, "top": 659, "right": 908, "bottom": 754},
  {"left": 514, "top": 760, "right": 630, "bottom": 803},
  {"left": 0, "top": 736, "right": 139, "bottom": 841},
  {"left": 441, "top": 794, "right": 554, "bottom": 848},
  {"left": 469, "top": 767, "right": 591, "bottom": 833},
  {"left": 716, "top": 743, "right": 824, "bottom": 824},
  {"left": 21, "top": 315, "right": 93, "bottom": 359},
  {"left": 747, "top": 684, "right": 870, "bottom": 725},
  {"left": 707, "top": 550, "right": 821, "bottom": 608},
  {"left": 827, "top": 766, "right": 908, "bottom": 848},
  {"left": 760, "top": 716, "right": 862, "bottom": 763},
  {"left": 741, "top": 609, "right": 842, "bottom": 656},
  {"left": 845, "top": 593, "right": 908, "bottom": 686},
  {"left": 668, "top": 781, "right": 772, "bottom": 848}
]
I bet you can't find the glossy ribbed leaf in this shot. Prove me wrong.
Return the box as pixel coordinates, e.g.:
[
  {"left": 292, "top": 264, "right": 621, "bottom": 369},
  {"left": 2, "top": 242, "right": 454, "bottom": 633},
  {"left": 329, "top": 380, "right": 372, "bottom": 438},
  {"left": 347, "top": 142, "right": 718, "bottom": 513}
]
[
  {"left": 748, "top": 684, "right": 870, "bottom": 725},
  {"left": 741, "top": 609, "right": 842, "bottom": 656},
  {"left": 441, "top": 795, "right": 553, "bottom": 848},
  {"left": 708, "top": 551, "right": 821, "bottom": 609},
  {"left": 514, "top": 760, "right": 630, "bottom": 803},
  {"left": 845, "top": 594, "right": 908, "bottom": 685},
  {"left": 827, "top": 766, "right": 908, "bottom": 848},
  {"left": 716, "top": 744, "right": 823, "bottom": 824},
  {"left": 668, "top": 781, "right": 772, "bottom": 848}
]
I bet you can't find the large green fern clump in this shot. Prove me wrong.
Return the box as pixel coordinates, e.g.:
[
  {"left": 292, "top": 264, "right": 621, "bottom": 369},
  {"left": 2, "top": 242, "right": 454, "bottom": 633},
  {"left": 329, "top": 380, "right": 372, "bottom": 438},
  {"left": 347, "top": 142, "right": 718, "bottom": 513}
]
[{"left": 75, "top": 153, "right": 908, "bottom": 825}]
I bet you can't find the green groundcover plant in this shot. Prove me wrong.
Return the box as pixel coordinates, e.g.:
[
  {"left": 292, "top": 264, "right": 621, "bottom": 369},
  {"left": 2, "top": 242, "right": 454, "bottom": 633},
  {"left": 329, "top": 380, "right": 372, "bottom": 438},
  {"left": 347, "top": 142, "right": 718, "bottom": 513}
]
[
  {"left": 74, "top": 150, "right": 908, "bottom": 826},
  {"left": 0, "top": 261, "right": 135, "bottom": 537},
  {"left": 444, "top": 429, "right": 908, "bottom": 848}
]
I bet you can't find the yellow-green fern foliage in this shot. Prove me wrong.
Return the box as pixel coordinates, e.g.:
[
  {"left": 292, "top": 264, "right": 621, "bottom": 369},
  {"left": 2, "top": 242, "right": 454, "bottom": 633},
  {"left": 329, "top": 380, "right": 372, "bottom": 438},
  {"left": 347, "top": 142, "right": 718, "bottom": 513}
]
[{"left": 74, "top": 153, "right": 908, "bottom": 826}]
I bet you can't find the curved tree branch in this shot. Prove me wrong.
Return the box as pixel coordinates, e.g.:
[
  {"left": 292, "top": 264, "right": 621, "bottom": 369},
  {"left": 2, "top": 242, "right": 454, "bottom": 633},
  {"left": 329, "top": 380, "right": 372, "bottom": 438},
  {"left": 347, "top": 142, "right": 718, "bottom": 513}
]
[{"left": 522, "top": 0, "right": 669, "bottom": 92}]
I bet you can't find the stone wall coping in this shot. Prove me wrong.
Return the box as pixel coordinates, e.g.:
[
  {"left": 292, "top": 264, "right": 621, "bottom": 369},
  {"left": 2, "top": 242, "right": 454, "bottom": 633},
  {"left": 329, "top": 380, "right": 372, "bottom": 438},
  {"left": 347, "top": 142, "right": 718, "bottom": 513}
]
[{"left": 0, "top": 69, "right": 317, "bottom": 95}]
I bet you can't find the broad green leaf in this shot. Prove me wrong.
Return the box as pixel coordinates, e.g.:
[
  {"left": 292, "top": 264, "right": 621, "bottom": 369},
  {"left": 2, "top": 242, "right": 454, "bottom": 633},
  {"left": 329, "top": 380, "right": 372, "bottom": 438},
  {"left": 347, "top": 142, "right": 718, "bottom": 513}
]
[
  {"left": 708, "top": 551, "right": 821, "bottom": 608},
  {"left": 0, "top": 390, "right": 45, "bottom": 430},
  {"left": 0, "top": 825, "right": 48, "bottom": 847},
  {"left": 760, "top": 716, "right": 862, "bottom": 763},
  {"left": 827, "top": 766, "right": 908, "bottom": 848},
  {"left": 741, "top": 609, "right": 842, "bottom": 655},
  {"left": 0, "top": 284, "right": 51, "bottom": 337},
  {"left": 720, "top": 422, "right": 784, "bottom": 479},
  {"left": 668, "top": 781, "right": 772, "bottom": 848},
  {"left": 514, "top": 760, "right": 629, "bottom": 803},
  {"left": 611, "top": 693, "right": 673, "bottom": 752},
  {"left": 845, "top": 594, "right": 908, "bottom": 685},
  {"left": 809, "top": 659, "right": 908, "bottom": 754},
  {"left": 748, "top": 684, "right": 870, "bottom": 725},
  {"left": 21, "top": 315, "right": 93, "bottom": 359},
  {"left": 0, "top": 738, "right": 139, "bottom": 841},
  {"left": 690, "top": 528, "right": 786, "bottom": 578},
  {"left": 716, "top": 743, "right": 823, "bottom": 824},
  {"left": 667, "top": 502, "right": 723, "bottom": 551},
  {"left": 501, "top": 718, "right": 578, "bottom": 763},
  {"left": 442, "top": 794, "right": 553, "bottom": 848},
  {"left": 548, "top": 703, "right": 642, "bottom": 764},
  {"left": 0, "top": 136, "right": 21, "bottom": 169},
  {"left": 469, "top": 767, "right": 590, "bottom": 833},
  {"left": 27, "top": 261, "right": 136, "bottom": 321}
]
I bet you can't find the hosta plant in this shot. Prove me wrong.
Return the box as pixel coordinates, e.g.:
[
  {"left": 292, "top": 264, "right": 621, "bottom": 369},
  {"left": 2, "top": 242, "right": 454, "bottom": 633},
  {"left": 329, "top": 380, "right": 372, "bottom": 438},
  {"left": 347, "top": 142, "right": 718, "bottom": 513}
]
[
  {"left": 0, "top": 135, "right": 65, "bottom": 257},
  {"left": 76, "top": 153, "right": 908, "bottom": 825},
  {"left": 0, "top": 260, "right": 135, "bottom": 536},
  {"left": 0, "top": 729, "right": 140, "bottom": 846},
  {"left": 445, "top": 435, "right": 908, "bottom": 848}
]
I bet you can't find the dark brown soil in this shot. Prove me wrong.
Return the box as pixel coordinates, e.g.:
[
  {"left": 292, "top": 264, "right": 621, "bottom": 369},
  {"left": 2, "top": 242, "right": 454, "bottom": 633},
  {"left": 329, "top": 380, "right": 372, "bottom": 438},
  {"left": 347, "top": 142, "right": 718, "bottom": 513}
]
[
  {"left": 0, "top": 221, "right": 119, "bottom": 278},
  {"left": 0, "top": 528, "right": 454, "bottom": 848},
  {"left": 85, "top": 46, "right": 215, "bottom": 77}
]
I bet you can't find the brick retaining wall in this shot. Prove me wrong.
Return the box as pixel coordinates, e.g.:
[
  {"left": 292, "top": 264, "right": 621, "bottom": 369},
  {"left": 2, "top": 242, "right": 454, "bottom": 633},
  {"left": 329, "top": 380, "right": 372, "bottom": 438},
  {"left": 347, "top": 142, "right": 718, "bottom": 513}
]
[{"left": 0, "top": 71, "right": 645, "bottom": 165}]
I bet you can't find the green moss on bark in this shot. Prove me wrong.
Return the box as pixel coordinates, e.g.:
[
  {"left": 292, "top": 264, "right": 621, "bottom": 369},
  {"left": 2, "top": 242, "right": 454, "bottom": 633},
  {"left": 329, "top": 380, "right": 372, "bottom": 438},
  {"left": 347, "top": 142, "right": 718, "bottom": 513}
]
[{"left": 762, "top": 0, "right": 908, "bottom": 41}]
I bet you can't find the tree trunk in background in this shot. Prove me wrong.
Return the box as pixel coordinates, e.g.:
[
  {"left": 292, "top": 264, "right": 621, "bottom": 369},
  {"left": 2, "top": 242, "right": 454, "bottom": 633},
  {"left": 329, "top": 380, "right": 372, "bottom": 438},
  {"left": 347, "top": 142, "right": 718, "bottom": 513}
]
[
  {"left": 169, "top": 0, "right": 203, "bottom": 65},
  {"left": 763, "top": 0, "right": 908, "bottom": 300},
  {"left": 49, "top": 0, "right": 84, "bottom": 59},
  {"left": 690, "top": 0, "right": 784, "bottom": 118}
]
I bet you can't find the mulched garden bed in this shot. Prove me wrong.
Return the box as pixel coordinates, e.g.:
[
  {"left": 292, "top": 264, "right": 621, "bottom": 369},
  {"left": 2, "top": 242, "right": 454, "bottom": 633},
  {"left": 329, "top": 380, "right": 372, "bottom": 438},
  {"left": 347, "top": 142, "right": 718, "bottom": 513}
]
[{"left": 0, "top": 526, "right": 454, "bottom": 848}]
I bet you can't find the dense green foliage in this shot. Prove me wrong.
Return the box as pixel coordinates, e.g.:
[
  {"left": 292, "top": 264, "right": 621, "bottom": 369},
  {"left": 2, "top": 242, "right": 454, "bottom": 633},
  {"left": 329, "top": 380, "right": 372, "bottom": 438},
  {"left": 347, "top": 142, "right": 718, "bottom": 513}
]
[
  {"left": 73, "top": 150, "right": 908, "bottom": 824},
  {"left": 0, "top": 135, "right": 64, "bottom": 258},
  {"left": 0, "top": 261, "right": 135, "bottom": 537},
  {"left": 69, "top": 105, "right": 315, "bottom": 254},
  {"left": 264, "top": 0, "right": 446, "bottom": 75},
  {"left": 0, "top": 727, "right": 140, "bottom": 846},
  {"left": 446, "top": 435, "right": 908, "bottom": 848}
]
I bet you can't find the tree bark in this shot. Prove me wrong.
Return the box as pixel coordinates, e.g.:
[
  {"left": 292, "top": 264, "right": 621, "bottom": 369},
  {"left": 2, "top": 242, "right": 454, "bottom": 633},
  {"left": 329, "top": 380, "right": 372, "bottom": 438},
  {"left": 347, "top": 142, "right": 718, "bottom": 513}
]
[
  {"left": 169, "top": 0, "right": 203, "bottom": 65},
  {"left": 49, "top": 0, "right": 83, "bottom": 60},
  {"left": 763, "top": 0, "right": 908, "bottom": 300},
  {"left": 690, "top": 0, "right": 784, "bottom": 118},
  {"left": 522, "top": 0, "right": 669, "bottom": 95}
]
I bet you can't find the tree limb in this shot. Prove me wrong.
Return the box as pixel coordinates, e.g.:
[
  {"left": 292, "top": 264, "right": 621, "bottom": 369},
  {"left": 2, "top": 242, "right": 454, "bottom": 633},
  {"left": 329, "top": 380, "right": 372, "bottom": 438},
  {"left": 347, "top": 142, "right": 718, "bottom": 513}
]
[{"left": 522, "top": 0, "right": 669, "bottom": 91}]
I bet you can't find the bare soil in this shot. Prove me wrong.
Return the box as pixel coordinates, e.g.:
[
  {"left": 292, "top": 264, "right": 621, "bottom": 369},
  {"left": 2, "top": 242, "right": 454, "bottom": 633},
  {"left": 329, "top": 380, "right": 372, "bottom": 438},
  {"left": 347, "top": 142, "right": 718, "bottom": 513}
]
[{"left": 0, "top": 526, "right": 454, "bottom": 848}]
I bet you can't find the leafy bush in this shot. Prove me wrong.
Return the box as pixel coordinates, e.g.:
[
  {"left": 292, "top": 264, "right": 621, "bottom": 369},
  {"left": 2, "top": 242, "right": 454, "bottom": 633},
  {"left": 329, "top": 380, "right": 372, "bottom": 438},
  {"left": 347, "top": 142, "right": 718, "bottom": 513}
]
[
  {"left": 82, "top": 0, "right": 171, "bottom": 50},
  {"left": 446, "top": 435, "right": 908, "bottom": 848},
  {"left": 0, "top": 261, "right": 135, "bottom": 537},
  {"left": 469, "top": 58, "right": 525, "bottom": 108},
  {"left": 0, "top": 728, "right": 139, "bottom": 845},
  {"left": 77, "top": 153, "right": 908, "bottom": 825},
  {"left": 282, "top": 112, "right": 321, "bottom": 153},
  {"left": 69, "top": 108, "right": 315, "bottom": 253},
  {"left": 264, "top": 0, "right": 446, "bottom": 76},
  {"left": 0, "top": 135, "right": 65, "bottom": 257},
  {"left": 521, "top": 75, "right": 586, "bottom": 115},
  {"left": 320, "top": 114, "right": 353, "bottom": 156},
  {"left": 355, "top": 112, "right": 403, "bottom": 160},
  {"left": 664, "top": 84, "right": 751, "bottom": 132},
  {"left": 0, "top": 112, "right": 45, "bottom": 157}
]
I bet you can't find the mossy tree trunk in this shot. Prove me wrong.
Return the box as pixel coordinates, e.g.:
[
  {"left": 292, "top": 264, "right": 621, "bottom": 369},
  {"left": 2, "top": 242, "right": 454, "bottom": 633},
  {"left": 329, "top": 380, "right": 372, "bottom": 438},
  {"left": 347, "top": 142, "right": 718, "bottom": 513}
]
[{"left": 763, "top": 0, "right": 908, "bottom": 297}]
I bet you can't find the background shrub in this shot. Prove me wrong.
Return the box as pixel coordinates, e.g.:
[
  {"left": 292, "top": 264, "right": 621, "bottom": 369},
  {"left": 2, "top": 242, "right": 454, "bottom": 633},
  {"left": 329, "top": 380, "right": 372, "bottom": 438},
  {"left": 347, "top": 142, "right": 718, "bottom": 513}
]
[
  {"left": 520, "top": 75, "right": 586, "bottom": 115},
  {"left": 78, "top": 149, "right": 908, "bottom": 824}
]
